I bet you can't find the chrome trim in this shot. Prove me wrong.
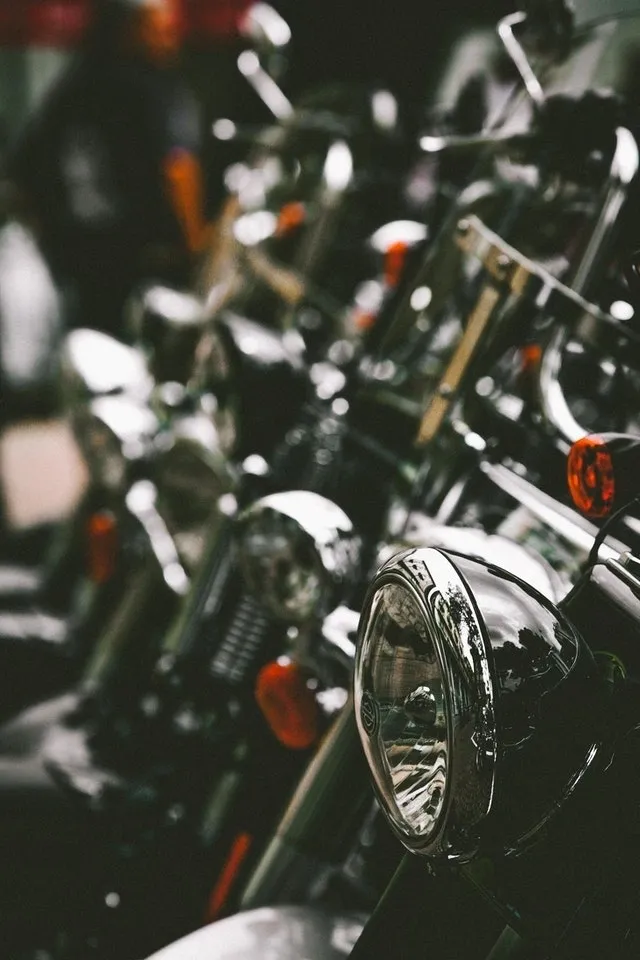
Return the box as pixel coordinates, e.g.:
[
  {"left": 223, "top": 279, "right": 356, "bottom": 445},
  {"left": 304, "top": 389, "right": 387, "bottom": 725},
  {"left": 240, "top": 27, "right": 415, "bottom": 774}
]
[
  {"left": 237, "top": 49, "right": 293, "bottom": 120},
  {"left": 125, "top": 481, "right": 190, "bottom": 597},
  {"left": 497, "top": 12, "right": 545, "bottom": 105},
  {"left": 320, "top": 605, "right": 359, "bottom": 667},
  {"left": 380, "top": 513, "right": 565, "bottom": 602},
  {"left": 479, "top": 460, "right": 627, "bottom": 560}
]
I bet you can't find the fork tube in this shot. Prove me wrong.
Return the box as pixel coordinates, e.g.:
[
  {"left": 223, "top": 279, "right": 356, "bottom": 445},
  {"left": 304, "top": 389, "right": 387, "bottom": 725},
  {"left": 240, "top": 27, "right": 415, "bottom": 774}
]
[{"left": 239, "top": 702, "right": 369, "bottom": 909}]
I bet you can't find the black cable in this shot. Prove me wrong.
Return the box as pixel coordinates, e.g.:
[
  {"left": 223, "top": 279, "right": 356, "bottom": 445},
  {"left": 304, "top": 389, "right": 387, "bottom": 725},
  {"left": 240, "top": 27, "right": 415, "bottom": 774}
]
[{"left": 587, "top": 494, "right": 640, "bottom": 569}]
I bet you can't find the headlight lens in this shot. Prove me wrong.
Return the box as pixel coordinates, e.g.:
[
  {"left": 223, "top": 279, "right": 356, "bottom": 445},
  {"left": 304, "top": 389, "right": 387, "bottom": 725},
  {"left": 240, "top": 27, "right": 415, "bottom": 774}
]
[
  {"left": 360, "top": 582, "right": 448, "bottom": 838},
  {"left": 153, "top": 416, "right": 236, "bottom": 569},
  {"left": 74, "top": 396, "right": 156, "bottom": 492},
  {"left": 355, "top": 547, "right": 605, "bottom": 860},
  {"left": 237, "top": 491, "right": 360, "bottom": 623}
]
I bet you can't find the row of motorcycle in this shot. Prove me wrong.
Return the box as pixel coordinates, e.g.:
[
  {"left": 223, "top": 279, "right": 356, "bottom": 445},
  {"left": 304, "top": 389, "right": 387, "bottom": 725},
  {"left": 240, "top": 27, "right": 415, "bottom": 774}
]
[{"left": 3, "top": 0, "right": 640, "bottom": 956}]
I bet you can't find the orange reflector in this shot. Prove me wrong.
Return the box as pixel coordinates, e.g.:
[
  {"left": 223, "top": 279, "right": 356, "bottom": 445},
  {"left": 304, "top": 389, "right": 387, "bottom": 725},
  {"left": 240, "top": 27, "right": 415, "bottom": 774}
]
[
  {"left": 384, "top": 241, "right": 409, "bottom": 288},
  {"left": 353, "top": 309, "right": 378, "bottom": 331},
  {"left": 255, "top": 658, "right": 319, "bottom": 750},
  {"left": 276, "top": 202, "right": 306, "bottom": 237},
  {"left": 205, "top": 831, "right": 253, "bottom": 922},
  {"left": 86, "top": 510, "right": 118, "bottom": 583},
  {"left": 567, "top": 435, "right": 615, "bottom": 519},
  {"left": 520, "top": 343, "right": 542, "bottom": 376}
]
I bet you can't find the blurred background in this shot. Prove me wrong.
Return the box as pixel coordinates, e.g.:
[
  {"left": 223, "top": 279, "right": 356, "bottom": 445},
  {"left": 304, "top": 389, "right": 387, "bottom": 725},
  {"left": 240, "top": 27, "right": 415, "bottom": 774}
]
[{"left": 0, "top": 0, "right": 509, "bottom": 533}]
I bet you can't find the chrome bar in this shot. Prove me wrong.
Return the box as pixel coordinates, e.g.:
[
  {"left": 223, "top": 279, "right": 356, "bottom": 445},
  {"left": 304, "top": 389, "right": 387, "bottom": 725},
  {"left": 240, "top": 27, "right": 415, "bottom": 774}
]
[
  {"left": 480, "top": 460, "right": 627, "bottom": 560},
  {"left": 497, "top": 12, "right": 546, "bottom": 106},
  {"left": 125, "top": 481, "right": 190, "bottom": 597},
  {"left": 538, "top": 126, "right": 640, "bottom": 445}
]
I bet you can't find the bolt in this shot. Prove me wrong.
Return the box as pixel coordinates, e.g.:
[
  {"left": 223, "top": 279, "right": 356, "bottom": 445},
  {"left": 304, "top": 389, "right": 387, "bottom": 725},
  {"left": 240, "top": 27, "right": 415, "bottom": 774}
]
[{"left": 496, "top": 253, "right": 512, "bottom": 276}]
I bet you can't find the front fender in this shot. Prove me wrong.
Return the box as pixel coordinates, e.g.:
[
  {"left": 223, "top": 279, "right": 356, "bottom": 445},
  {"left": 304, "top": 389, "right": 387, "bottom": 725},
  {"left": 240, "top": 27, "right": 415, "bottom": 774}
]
[{"left": 147, "top": 906, "right": 365, "bottom": 960}]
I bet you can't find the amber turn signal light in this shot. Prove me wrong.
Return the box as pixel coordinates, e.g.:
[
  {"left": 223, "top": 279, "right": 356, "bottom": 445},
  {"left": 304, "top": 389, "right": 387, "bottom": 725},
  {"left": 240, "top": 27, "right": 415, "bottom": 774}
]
[
  {"left": 384, "top": 240, "right": 409, "bottom": 288},
  {"left": 568, "top": 432, "right": 640, "bottom": 519},
  {"left": 255, "top": 658, "right": 319, "bottom": 750},
  {"left": 86, "top": 510, "right": 118, "bottom": 583}
]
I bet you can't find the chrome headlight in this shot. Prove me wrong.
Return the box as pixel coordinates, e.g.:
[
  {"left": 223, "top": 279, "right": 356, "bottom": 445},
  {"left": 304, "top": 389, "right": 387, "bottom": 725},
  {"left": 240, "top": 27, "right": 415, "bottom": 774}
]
[
  {"left": 74, "top": 396, "right": 157, "bottom": 492},
  {"left": 355, "top": 547, "right": 605, "bottom": 861},
  {"left": 237, "top": 491, "right": 361, "bottom": 623},
  {"left": 152, "top": 414, "right": 236, "bottom": 568}
]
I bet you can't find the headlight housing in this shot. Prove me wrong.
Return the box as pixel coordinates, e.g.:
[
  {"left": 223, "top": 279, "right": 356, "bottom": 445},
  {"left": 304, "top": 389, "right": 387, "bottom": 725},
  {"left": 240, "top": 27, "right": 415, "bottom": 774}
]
[
  {"left": 236, "top": 490, "right": 361, "bottom": 623},
  {"left": 355, "top": 547, "right": 605, "bottom": 861},
  {"left": 152, "top": 413, "right": 236, "bottom": 569},
  {"left": 73, "top": 396, "right": 157, "bottom": 492}
]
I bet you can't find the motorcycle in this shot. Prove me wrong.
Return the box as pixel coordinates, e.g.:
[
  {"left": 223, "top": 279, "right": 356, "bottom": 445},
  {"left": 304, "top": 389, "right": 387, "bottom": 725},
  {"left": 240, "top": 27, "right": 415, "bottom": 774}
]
[
  {"left": 0, "top": 1, "right": 613, "bottom": 953},
  {"left": 134, "top": 1, "right": 640, "bottom": 957}
]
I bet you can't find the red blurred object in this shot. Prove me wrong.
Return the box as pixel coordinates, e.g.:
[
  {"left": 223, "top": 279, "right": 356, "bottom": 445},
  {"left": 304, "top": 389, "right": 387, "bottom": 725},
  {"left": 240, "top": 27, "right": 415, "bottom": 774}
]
[
  {"left": 520, "top": 343, "right": 542, "bottom": 376},
  {"left": 353, "top": 309, "right": 378, "bottom": 331},
  {"left": 567, "top": 435, "right": 615, "bottom": 519},
  {"left": 186, "top": 0, "right": 253, "bottom": 42},
  {"left": 276, "top": 201, "right": 306, "bottom": 238},
  {"left": 383, "top": 240, "right": 409, "bottom": 288},
  {"left": 86, "top": 510, "right": 118, "bottom": 584},
  {"left": 26, "top": 0, "right": 89, "bottom": 45},
  {"left": 0, "top": 0, "right": 252, "bottom": 47},
  {"left": 205, "top": 831, "right": 253, "bottom": 921},
  {"left": 255, "top": 658, "right": 320, "bottom": 750}
]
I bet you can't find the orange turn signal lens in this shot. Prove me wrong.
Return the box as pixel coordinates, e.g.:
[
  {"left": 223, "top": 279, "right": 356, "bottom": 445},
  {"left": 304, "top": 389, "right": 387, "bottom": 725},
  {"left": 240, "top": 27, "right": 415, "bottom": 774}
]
[
  {"left": 86, "top": 510, "right": 118, "bottom": 583},
  {"left": 520, "top": 343, "right": 542, "bottom": 376},
  {"left": 255, "top": 658, "right": 319, "bottom": 750},
  {"left": 384, "top": 240, "right": 409, "bottom": 288},
  {"left": 567, "top": 435, "right": 615, "bottom": 519},
  {"left": 276, "top": 202, "right": 306, "bottom": 237}
]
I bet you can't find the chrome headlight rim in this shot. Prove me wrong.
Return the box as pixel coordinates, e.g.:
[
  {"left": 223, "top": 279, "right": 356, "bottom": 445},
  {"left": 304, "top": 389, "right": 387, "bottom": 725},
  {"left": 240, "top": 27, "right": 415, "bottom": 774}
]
[
  {"left": 72, "top": 395, "right": 158, "bottom": 493},
  {"left": 355, "top": 546, "right": 498, "bottom": 861},
  {"left": 236, "top": 490, "right": 360, "bottom": 625}
]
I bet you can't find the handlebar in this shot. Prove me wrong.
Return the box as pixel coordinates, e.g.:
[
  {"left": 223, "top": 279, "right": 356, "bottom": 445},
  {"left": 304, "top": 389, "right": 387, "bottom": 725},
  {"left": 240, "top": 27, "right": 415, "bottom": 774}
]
[{"left": 537, "top": 126, "right": 640, "bottom": 447}]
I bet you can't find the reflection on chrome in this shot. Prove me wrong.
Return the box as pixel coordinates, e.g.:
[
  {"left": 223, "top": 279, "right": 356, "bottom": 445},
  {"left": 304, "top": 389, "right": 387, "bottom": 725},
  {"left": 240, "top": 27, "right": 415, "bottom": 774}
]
[{"left": 237, "top": 491, "right": 360, "bottom": 623}]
